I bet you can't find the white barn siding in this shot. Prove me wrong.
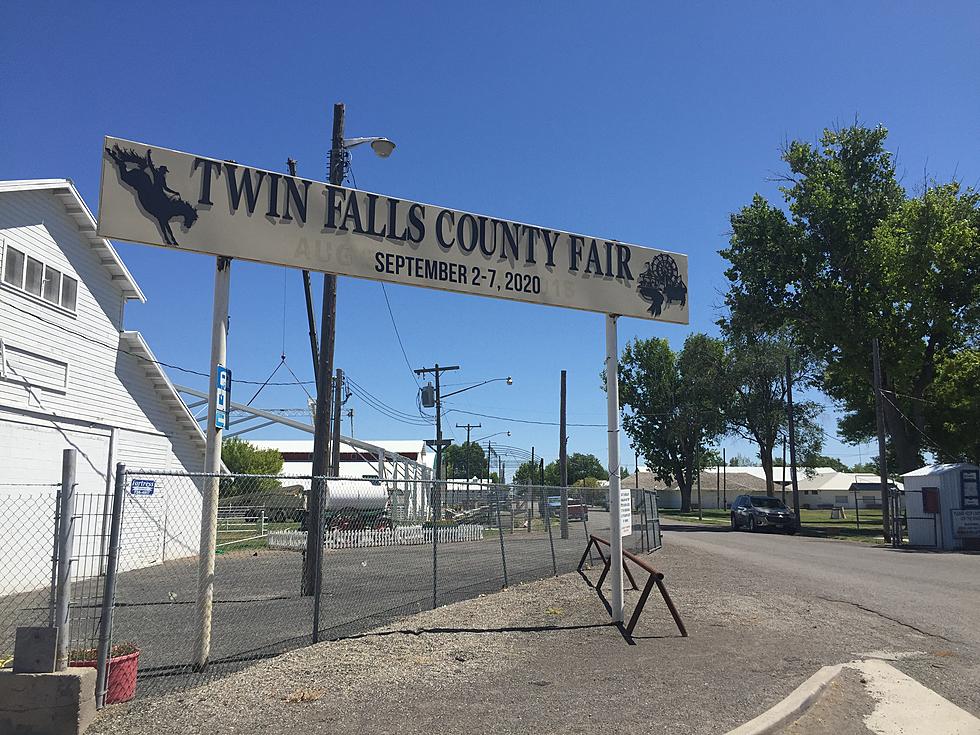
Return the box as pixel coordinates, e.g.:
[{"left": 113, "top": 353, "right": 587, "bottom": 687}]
[{"left": 0, "top": 181, "right": 208, "bottom": 593}]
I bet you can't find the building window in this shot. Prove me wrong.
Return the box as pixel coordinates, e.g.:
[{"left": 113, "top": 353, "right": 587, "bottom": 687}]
[
  {"left": 25, "top": 256, "right": 43, "bottom": 296},
  {"left": 1, "top": 243, "right": 78, "bottom": 313},
  {"left": 3, "top": 245, "right": 24, "bottom": 287}
]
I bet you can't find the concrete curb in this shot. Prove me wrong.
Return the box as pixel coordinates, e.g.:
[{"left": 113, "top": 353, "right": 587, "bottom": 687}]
[{"left": 725, "top": 663, "right": 844, "bottom": 735}]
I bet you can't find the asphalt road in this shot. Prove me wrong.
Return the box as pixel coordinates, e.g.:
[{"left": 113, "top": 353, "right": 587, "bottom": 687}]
[{"left": 662, "top": 520, "right": 980, "bottom": 715}]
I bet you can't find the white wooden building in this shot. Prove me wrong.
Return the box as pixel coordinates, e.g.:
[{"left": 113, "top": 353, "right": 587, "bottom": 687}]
[{"left": 0, "top": 179, "right": 207, "bottom": 593}]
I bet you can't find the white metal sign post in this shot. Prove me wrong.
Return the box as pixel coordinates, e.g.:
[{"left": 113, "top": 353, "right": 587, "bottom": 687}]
[{"left": 97, "top": 135, "right": 689, "bottom": 643}]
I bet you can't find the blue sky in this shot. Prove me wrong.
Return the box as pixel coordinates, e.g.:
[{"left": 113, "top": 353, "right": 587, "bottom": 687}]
[{"left": 3, "top": 2, "right": 978, "bottom": 472}]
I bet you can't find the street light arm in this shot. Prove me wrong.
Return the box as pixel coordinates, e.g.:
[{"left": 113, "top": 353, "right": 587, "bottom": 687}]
[{"left": 442, "top": 376, "right": 513, "bottom": 400}]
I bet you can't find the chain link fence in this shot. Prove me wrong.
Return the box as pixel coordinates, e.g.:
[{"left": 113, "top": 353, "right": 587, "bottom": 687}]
[{"left": 2, "top": 467, "right": 663, "bottom": 701}]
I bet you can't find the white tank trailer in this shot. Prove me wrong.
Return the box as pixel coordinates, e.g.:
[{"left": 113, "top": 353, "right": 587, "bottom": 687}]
[{"left": 322, "top": 478, "right": 392, "bottom": 528}]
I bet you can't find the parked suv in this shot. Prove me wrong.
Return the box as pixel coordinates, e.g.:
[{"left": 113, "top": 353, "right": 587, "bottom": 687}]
[{"left": 730, "top": 495, "right": 797, "bottom": 534}]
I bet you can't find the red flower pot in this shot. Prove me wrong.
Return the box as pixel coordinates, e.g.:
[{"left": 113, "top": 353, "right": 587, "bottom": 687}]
[{"left": 74, "top": 649, "right": 140, "bottom": 704}]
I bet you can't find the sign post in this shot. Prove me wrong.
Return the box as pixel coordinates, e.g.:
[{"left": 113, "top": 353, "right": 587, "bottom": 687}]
[
  {"left": 194, "top": 256, "right": 230, "bottom": 670},
  {"left": 604, "top": 315, "right": 626, "bottom": 622}
]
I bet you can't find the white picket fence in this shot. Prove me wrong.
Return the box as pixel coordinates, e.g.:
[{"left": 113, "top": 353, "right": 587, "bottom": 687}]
[{"left": 267, "top": 524, "right": 484, "bottom": 551}]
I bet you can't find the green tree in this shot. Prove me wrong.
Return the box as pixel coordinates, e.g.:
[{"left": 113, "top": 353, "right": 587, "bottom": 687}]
[
  {"left": 724, "top": 332, "right": 823, "bottom": 494},
  {"left": 722, "top": 124, "right": 980, "bottom": 473},
  {"left": 443, "top": 441, "right": 487, "bottom": 479},
  {"left": 618, "top": 334, "right": 729, "bottom": 512},
  {"left": 220, "top": 438, "right": 284, "bottom": 496},
  {"left": 926, "top": 349, "right": 980, "bottom": 463},
  {"left": 567, "top": 453, "right": 605, "bottom": 485}
]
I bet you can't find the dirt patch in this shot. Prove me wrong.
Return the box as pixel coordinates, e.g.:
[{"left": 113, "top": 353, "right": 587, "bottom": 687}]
[{"left": 779, "top": 668, "right": 876, "bottom": 735}]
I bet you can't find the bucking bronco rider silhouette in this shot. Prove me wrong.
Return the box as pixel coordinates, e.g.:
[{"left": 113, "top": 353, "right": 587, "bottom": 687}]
[{"left": 106, "top": 145, "right": 197, "bottom": 246}]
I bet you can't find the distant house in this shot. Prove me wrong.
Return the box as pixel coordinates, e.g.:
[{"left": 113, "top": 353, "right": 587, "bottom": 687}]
[
  {"left": 0, "top": 179, "right": 207, "bottom": 593},
  {"left": 623, "top": 466, "right": 902, "bottom": 511}
]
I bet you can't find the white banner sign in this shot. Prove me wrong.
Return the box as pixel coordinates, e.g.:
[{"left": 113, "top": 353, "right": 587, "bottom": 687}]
[
  {"left": 620, "top": 487, "right": 633, "bottom": 537},
  {"left": 951, "top": 509, "right": 980, "bottom": 539},
  {"left": 97, "top": 137, "right": 689, "bottom": 322}
]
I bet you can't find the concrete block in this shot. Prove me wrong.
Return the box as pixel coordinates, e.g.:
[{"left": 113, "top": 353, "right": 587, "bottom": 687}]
[
  {"left": 13, "top": 627, "right": 58, "bottom": 673},
  {"left": 0, "top": 667, "right": 96, "bottom": 735}
]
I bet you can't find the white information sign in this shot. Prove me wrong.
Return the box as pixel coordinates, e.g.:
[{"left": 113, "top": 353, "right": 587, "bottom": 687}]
[
  {"left": 98, "top": 136, "right": 689, "bottom": 323},
  {"left": 951, "top": 509, "right": 980, "bottom": 539},
  {"left": 620, "top": 487, "right": 633, "bottom": 537},
  {"left": 215, "top": 365, "right": 230, "bottom": 430}
]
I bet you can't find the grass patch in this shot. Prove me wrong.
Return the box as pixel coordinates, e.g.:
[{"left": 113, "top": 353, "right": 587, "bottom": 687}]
[{"left": 661, "top": 507, "right": 889, "bottom": 544}]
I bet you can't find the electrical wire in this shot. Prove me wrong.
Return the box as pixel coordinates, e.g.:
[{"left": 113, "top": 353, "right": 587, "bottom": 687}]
[
  {"left": 446, "top": 408, "right": 605, "bottom": 428},
  {"left": 5, "top": 299, "right": 315, "bottom": 386},
  {"left": 380, "top": 283, "right": 421, "bottom": 387}
]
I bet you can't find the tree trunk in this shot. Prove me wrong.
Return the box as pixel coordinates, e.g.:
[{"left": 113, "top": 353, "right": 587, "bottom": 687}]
[
  {"left": 760, "top": 451, "right": 775, "bottom": 496},
  {"left": 679, "top": 482, "right": 692, "bottom": 513}
]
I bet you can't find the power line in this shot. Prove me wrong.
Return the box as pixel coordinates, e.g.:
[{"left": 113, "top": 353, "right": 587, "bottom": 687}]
[
  {"left": 380, "top": 282, "right": 421, "bottom": 388},
  {"left": 447, "top": 408, "right": 605, "bottom": 428},
  {"left": 5, "top": 299, "right": 315, "bottom": 386}
]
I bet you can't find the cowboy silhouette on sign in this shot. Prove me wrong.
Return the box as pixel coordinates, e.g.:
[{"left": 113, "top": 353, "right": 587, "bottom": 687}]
[{"left": 106, "top": 145, "right": 197, "bottom": 246}]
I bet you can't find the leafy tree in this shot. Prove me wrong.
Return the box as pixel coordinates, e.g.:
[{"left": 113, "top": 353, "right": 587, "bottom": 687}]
[
  {"left": 513, "top": 459, "right": 544, "bottom": 486},
  {"left": 773, "top": 454, "right": 849, "bottom": 473},
  {"left": 220, "top": 438, "right": 284, "bottom": 496},
  {"left": 721, "top": 124, "right": 980, "bottom": 474},
  {"left": 567, "top": 453, "right": 606, "bottom": 485},
  {"left": 618, "top": 334, "right": 728, "bottom": 512},
  {"left": 728, "top": 455, "right": 752, "bottom": 467},
  {"left": 443, "top": 441, "right": 487, "bottom": 479},
  {"left": 724, "top": 332, "right": 823, "bottom": 494},
  {"left": 926, "top": 348, "right": 980, "bottom": 463}
]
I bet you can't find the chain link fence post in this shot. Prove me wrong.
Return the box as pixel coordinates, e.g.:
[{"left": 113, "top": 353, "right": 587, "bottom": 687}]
[
  {"left": 312, "top": 476, "right": 325, "bottom": 643},
  {"left": 96, "top": 463, "right": 126, "bottom": 708},
  {"left": 544, "top": 487, "right": 557, "bottom": 577},
  {"left": 54, "top": 448, "right": 77, "bottom": 671},
  {"left": 495, "top": 484, "right": 509, "bottom": 588},
  {"left": 431, "top": 480, "right": 439, "bottom": 609}
]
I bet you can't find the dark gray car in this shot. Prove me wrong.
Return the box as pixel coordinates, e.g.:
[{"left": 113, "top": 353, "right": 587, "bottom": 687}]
[{"left": 730, "top": 494, "right": 797, "bottom": 534}]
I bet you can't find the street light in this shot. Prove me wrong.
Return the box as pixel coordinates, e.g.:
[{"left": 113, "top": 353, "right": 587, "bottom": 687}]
[
  {"left": 441, "top": 376, "right": 513, "bottom": 400},
  {"left": 342, "top": 136, "right": 396, "bottom": 158}
]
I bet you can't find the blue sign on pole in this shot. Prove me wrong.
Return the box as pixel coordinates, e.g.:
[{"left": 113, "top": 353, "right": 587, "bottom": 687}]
[
  {"left": 215, "top": 365, "right": 231, "bottom": 429},
  {"left": 130, "top": 478, "right": 155, "bottom": 496}
]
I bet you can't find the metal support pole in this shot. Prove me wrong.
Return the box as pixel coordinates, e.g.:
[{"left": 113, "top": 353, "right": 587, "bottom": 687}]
[
  {"left": 495, "top": 482, "right": 509, "bottom": 587},
  {"left": 785, "top": 356, "right": 802, "bottom": 530},
  {"left": 559, "top": 370, "right": 569, "bottom": 539},
  {"left": 54, "top": 448, "right": 76, "bottom": 671},
  {"left": 312, "top": 476, "right": 325, "bottom": 642},
  {"left": 872, "top": 338, "right": 893, "bottom": 544},
  {"left": 194, "top": 255, "right": 231, "bottom": 670},
  {"left": 527, "top": 446, "right": 535, "bottom": 532},
  {"left": 545, "top": 496, "right": 557, "bottom": 576},
  {"left": 95, "top": 464, "right": 126, "bottom": 708},
  {"left": 605, "top": 314, "right": 624, "bottom": 622},
  {"left": 330, "top": 369, "right": 344, "bottom": 477},
  {"left": 287, "top": 158, "right": 321, "bottom": 390}
]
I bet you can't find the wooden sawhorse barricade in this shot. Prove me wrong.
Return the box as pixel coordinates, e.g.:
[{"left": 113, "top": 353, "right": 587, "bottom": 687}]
[{"left": 578, "top": 534, "right": 688, "bottom": 637}]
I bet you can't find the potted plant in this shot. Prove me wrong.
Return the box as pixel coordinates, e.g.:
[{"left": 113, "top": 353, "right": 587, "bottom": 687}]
[{"left": 70, "top": 642, "right": 140, "bottom": 704}]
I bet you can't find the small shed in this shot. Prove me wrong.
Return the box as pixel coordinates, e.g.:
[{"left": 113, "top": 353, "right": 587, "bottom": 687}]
[{"left": 903, "top": 463, "right": 980, "bottom": 550}]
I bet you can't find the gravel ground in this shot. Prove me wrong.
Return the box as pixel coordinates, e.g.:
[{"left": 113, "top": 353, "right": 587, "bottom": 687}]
[{"left": 88, "top": 532, "right": 967, "bottom": 735}]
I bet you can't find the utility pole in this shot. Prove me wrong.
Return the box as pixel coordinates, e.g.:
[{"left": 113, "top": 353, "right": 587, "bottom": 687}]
[
  {"left": 415, "top": 363, "right": 458, "bottom": 610},
  {"left": 287, "top": 158, "right": 320, "bottom": 389},
  {"left": 330, "top": 369, "right": 344, "bottom": 477},
  {"left": 559, "top": 370, "right": 569, "bottom": 539},
  {"left": 781, "top": 437, "right": 787, "bottom": 504},
  {"left": 527, "top": 446, "right": 535, "bottom": 532},
  {"left": 195, "top": 255, "right": 231, "bottom": 669},
  {"left": 786, "top": 356, "right": 802, "bottom": 530},
  {"left": 716, "top": 457, "right": 720, "bottom": 509},
  {"left": 456, "top": 422, "right": 481, "bottom": 508},
  {"left": 696, "top": 443, "right": 703, "bottom": 521},
  {"left": 722, "top": 448, "right": 727, "bottom": 508},
  {"left": 604, "top": 314, "right": 624, "bottom": 623},
  {"left": 302, "top": 102, "right": 345, "bottom": 597},
  {"left": 872, "top": 338, "right": 893, "bottom": 544}
]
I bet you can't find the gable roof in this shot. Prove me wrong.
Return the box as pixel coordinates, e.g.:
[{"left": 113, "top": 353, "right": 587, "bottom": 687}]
[
  {"left": 0, "top": 179, "right": 145, "bottom": 302},
  {"left": 119, "top": 330, "right": 208, "bottom": 455}
]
